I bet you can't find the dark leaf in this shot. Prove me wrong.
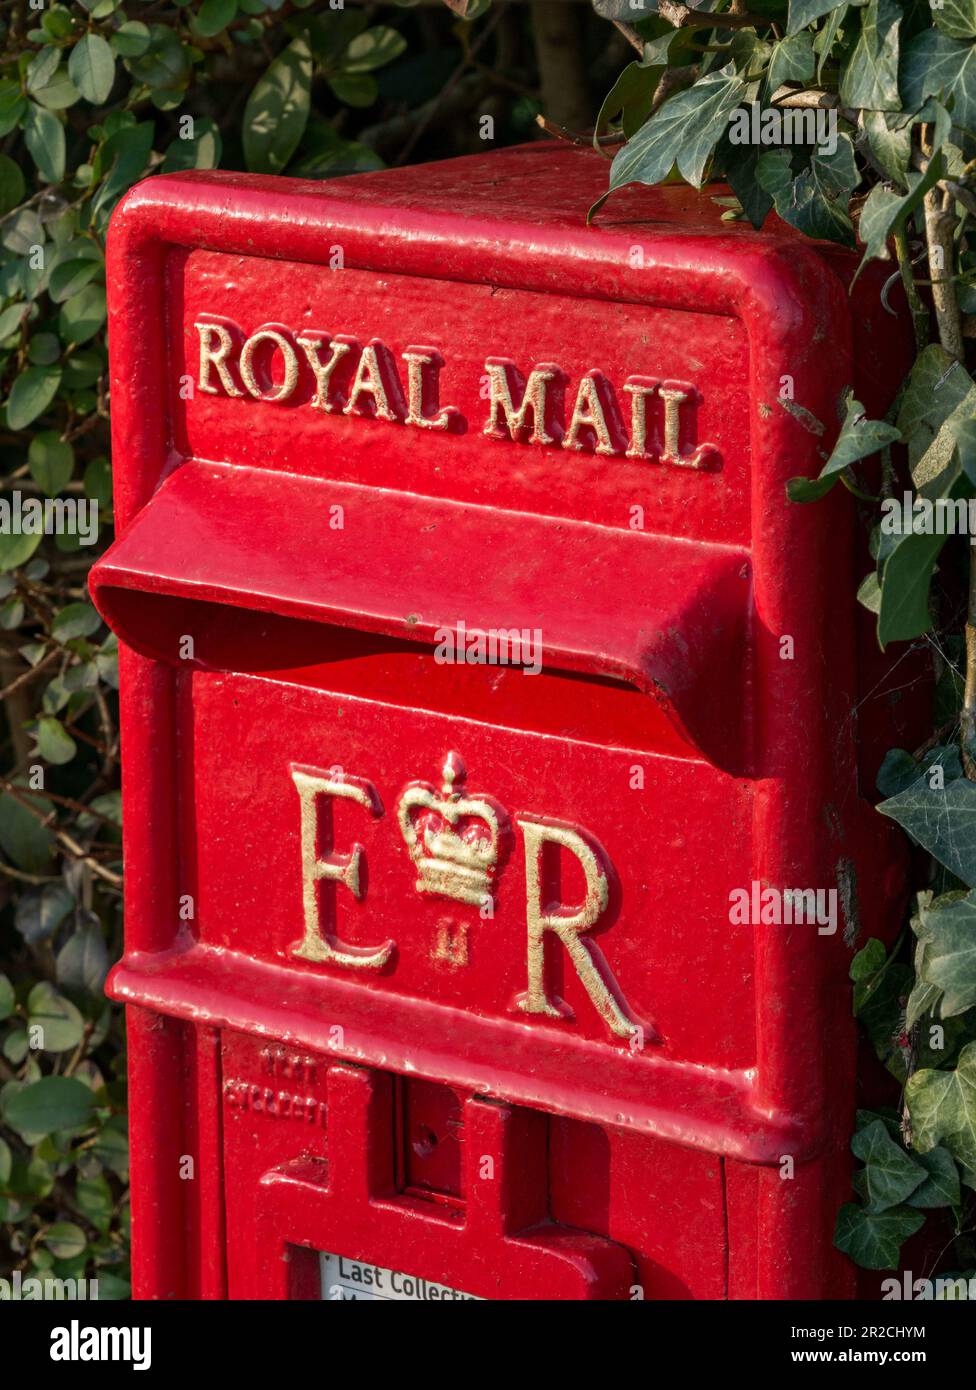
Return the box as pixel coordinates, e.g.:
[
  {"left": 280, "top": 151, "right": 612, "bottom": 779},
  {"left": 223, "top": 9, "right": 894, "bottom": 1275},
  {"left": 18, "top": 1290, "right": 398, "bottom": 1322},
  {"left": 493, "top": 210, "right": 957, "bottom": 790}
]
[
  {"left": 834, "top": 1202, "right": 925, "bottom": 1269},
  {"left": 242, "top": 36, "right": 313, "bottom": 175},
  {"left": 3, "top": 1076, "right": 97, "bottom": 1138}
]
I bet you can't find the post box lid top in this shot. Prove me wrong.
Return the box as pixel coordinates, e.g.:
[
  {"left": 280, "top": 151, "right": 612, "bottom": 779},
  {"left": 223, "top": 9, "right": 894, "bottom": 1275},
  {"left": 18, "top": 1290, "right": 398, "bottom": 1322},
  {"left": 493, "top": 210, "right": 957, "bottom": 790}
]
[{"left": 110, "top": 143, "right": 849, "bottom": 303}]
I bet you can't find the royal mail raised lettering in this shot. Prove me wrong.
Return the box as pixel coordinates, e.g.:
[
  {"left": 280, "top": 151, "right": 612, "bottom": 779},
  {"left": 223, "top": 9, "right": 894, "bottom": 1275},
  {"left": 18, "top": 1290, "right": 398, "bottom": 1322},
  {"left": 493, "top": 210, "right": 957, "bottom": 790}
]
[{"left": 193, "top": 318, "right": 718, "bottom": 467}]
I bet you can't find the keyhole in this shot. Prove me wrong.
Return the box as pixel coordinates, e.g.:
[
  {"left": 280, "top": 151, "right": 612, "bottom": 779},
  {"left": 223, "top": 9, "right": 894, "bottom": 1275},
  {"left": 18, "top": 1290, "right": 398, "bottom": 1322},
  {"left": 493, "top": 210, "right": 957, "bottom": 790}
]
[{"left": 412, "top": 1125, "right": 438, "bottom": 1159}]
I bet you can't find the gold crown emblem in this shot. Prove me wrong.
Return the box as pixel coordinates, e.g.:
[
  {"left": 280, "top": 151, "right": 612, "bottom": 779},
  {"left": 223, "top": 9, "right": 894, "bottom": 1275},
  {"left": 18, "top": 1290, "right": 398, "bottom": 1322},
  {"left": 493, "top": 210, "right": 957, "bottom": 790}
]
[{"left": 397, "top": 753, "right": 509, "bottom": 907}]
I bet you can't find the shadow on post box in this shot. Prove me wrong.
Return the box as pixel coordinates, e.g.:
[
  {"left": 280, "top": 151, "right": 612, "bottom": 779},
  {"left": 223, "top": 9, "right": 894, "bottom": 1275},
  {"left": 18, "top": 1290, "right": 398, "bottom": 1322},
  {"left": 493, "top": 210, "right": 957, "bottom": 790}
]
[{"left": 88, "top": 144, "right": 923, "bottom": 1301}]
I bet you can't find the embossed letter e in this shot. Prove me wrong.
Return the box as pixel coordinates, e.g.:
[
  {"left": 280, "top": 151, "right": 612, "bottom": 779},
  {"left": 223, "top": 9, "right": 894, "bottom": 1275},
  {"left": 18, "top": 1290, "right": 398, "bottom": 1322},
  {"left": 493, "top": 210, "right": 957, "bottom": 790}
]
[{"left": 291, "top": 768, "right": 394, "bottom": 971}]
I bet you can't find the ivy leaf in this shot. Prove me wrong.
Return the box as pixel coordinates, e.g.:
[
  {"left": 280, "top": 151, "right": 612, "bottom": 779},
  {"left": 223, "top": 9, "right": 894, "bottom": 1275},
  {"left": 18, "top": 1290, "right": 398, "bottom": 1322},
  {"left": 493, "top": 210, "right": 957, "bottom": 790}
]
[
  {"left": 717, "top": 137, "right": 774, "bottom": 230},
  {"left": 934, "top": 0, "right": 976, "bottom": 42},
  {"left": 838, "top": 0, "right": 901, "bottom": 112},
  {"left": 788, "top": 391, "right": 899, "bottom": 501},
  {"left": 756, "top": 134, "right": 859, "bottom": 247},
  {"left": 242, "top": 36, "right": 313, "bottom": 175},
  {"left": 876, "top": 745, "right": 964, "bottom": 797},
  {"left": 907, "top": 953, "right": 944, "bottom": 1033},
  {"left": 907, "top": 1146, "right": 962, "bottom": 1209},
  {"left": 856, "top": 160, "right": 944, "bottom": 271},
  {"left": 901, "top": 30, "right": 976, "bottom": 134},
  {"left": 851, "top": 936, "right": 886, "bottom": 982},
  {"left": 953, "top": 418, "right": 976, "bottom": 495},
  {"left": 863, "top": 111, "right": 911, "bottom": 185},
  {"left": 879, "top": 777, "right": 976, "bottom": 885},
  {"left": 68, "top": 34, "right": 116, "bottom": 106},
  {"left": 6, "top": 364, "right": 62, "bottom": 430},
  {"left": 0, "top": 972, "right": 14, "bottom": 1021},
  {"left": 594, "top": 59, "right": 661, "bottom": 147},
  {"left": 851, "top": 1119, "right": 927, "bottom": 1212},
  {"left": 834, "top": 1202, "right": 925, "bottom": 1269},
  {"left": 897, "top": 346, "right": 976, "bottom": 482},
  {"left": 912, "top": 889, "right": 976, "bottom": 1018},
  {"left": 94, "top": 1273, "right": 131, "bottom": 1301},
  {"left": 787, "top": 0, "right": 848, "bottom": 35},
  {"left": 815, "top": 2, "right": 849, "bottom": 81},
  {"left": 907, "top": 1040, "right": 976, "bottom": 1171},
  {"left": 768, "top": 33, "right": 815, "bottom": 91},
  {"left": 850, "top": 936, "right": 891, "bottom": 1016},
  {"left": 24, "top": 103, "right": 65, "bottom": 184},
  {"left": 876, "top": 528, "right": 948, "bottom": 646},
  {"left": 610, "top": 65, "right": 747, "bottom": 192},
  {"left": 2, "top": 1076, "right": 96, "bottom": 1138},
  {"left": 915, "top": 392, "right": 976, "bottom": 503},
  {"left": 852, "top": 946, "right": 912, "bottom": 1076}
]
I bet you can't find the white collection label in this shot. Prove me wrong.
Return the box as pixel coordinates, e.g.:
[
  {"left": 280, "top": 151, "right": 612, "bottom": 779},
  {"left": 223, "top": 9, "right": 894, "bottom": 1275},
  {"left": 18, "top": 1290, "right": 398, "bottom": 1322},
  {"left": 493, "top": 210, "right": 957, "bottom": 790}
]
[{"left": 319, "top": 1253, "right": 482, "bottom": 1301}]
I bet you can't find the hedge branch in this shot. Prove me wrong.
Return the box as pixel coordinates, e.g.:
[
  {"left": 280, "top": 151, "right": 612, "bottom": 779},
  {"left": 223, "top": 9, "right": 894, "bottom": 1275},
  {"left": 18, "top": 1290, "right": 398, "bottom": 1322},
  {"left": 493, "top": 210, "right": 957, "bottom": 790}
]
[{"left": 659, "top": 0, "right": 766, "bottom": 29}]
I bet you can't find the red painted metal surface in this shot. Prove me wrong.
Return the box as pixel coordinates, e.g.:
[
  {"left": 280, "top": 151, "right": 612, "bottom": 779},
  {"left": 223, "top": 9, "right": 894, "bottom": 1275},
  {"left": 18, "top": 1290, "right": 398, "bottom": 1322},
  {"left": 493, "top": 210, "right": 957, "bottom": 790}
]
[{"left": 90, "top": 144, "right": 919, "bottom": 1301}]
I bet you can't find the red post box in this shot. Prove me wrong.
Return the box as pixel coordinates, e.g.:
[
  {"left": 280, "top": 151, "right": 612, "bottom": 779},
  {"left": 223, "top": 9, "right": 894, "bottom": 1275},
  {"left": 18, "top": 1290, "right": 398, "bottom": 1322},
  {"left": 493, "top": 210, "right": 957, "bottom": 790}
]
[{"left": 90, "top": 145, "right": 918, "bottom": 1301}]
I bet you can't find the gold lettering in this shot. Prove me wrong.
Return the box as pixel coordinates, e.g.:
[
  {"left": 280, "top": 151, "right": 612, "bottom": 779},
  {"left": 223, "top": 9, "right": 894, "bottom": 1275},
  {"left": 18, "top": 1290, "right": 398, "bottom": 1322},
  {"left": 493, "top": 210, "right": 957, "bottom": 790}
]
[
  {"left": 239, "top": 328, "right": 299, "bottom": 403},
  {"left": 518, "top": 818, "right": 634, "bottom": 1039},
  {"left": 296, "top": 334, "right": 353, "bottom": 412},
  {"left": 402, "top": 346, "right": 455, "bottom": 431},
  {"left": 658, "top": 380, "right": 715, "bottom": 469},
  {"left": 291, "top": 768, "right": 393, "bottom": 971},
  {"left": 195, "top": 320, "right": 242, "bottom": 397},
  {"left": 343, "top": 340, "right": 400, "bottom": 421},
  {"left": 483, "top": 359, "right": 559, "bottom": 446},
  {"left": 562, "top": 371, "right": 618, "bottom": 456},
  {"left": 623, "top": 376, "right": 660, "bottom": 460}
]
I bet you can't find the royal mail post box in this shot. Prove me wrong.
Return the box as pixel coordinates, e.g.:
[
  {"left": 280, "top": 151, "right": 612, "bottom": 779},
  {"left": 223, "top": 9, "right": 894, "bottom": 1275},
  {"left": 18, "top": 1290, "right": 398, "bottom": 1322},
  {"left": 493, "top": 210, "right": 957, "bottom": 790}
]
[{"left": 89, "top": 145, "right": 919, "bottom": 1301}]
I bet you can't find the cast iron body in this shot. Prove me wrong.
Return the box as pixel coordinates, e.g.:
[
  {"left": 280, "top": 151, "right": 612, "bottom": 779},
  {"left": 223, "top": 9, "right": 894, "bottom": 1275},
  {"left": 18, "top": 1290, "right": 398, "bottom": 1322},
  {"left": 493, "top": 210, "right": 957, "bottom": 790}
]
[{"left": 90, "top": 144, "right": 918, "bottom": 1300}]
